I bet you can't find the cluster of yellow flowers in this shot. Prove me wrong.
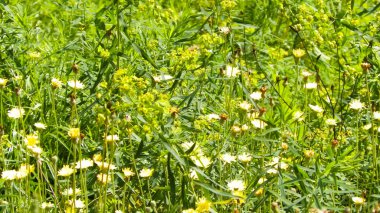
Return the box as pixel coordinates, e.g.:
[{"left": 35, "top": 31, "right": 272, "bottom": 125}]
[{"left": 2, "top": 164, "right": 35, "bottom": 181}]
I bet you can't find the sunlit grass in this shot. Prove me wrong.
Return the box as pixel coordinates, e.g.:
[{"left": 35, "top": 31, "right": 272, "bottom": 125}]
[{"left": 0, "top": 0, "right": 380, "bottom": 212}]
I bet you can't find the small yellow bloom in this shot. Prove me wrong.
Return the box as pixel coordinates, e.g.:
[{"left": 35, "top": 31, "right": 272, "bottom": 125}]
[
  {"left": 232, "top": 190, "right": 246, "bottom": 205},
  {"left": 237, "top": 153, "right": 252, "bottom": 163},
  {"left": 67, "top": 80, "right": 84, "bottom": 90},
  {"left": 304, "top": 150, "right": 315, "bottom": 159},
  {"left": 34, "top": 122, "right": 47, "bottom": 129},
  {"left": 196, "top": 197, "right": 212, "bottom": 213},
  {"left": 62, "top": 188, "right": 81, "bottom": 196},
  {"left": 75, "top": 159, "right": 94, "bottom": 169},
  {"left": 97, "top": 173, "right": 111, "bottom": 184},
  {"left": 281, "top": 142, "right": 289, "bottom": 150},
  {"left": 293, "top": 49, "right": 306, "bottom": 58},
  {"left": 2, "top": 170, "right": 17, "bottom": 180},
  {"left": 254, "top": 187, "right": 264, "bottom": 196},
  {"left": 105, "top": 135, "right": 119, "bottom": 143},
  {"left": 122, "top": 168, "right": 135, "bottom": 178},
  {"left": 8, "top": 107, "right": 25, "bottom": 119},
  {"left": 51, "top": 78, "right": 62, "bottom": 89},
  {"left": 349, "top": 99, "right": 364, "bottom": 110},
  {"left": 19, "top": 164, "right": 35, "bottom": 174},
  {"left": 227, "top": 180, "right": 245, "bottom": 192},
  {"left": 67, "top": 199, "right": 85, "bottom": 209},
  {"left": 68, "top": 128, "right": 81, "bottom": 140},
  {"left": 25, "top": 134, "right": 39, "bottom": 146},
  {"left": 238, "top": 101, "right": 251, "bottom": 111},
  {"left": 231, "top": 125, "right": 241, "bottom": 133},
  {"left": 41, "top": 202, "right": 54, "bottom": 209},
  {"left": 58, "top": 165, "right": 75, "bottom": 177},
  {"left": 0, "top": 78, "right": 8, "bottom": 88},
  {"left": 220, "top": 153, "right": 236, "bottom": 164},
  {"left": 28, "top": 146, "right": 43, "bottom": 155},
  {"left": 15, "top": 169, "right": 29, "bottom": 180},
  {"left": 93, "top": 153, "right": 103, "bottom": 162},
  {"left": 352, "top": 196, "right": 365, "bottom": 205},
  {"left": 28, "top": 51, "right": 41, "bottom": 59},
  {"left": 182, "top": 208, "right": 197, "bottom": 213},
  {"left": 139, "top": 168, "right": 154, "bottom": 178},
  {"left": 100, "top": 49, "right": 110, "bottom": 59},
  {"left": 95, "top": 161, "right": 117, "bottom": 171},
  {"left": 251, "top": 119, "right": 267, "bottom": 129},
  {"left": 191, "top": 156, "right": 212, "bottom": 168}
]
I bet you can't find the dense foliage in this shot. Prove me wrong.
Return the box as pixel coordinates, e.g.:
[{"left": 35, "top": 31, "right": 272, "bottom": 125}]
[{"left": 0, "top": 0, "right": 380, "bottom": 212}]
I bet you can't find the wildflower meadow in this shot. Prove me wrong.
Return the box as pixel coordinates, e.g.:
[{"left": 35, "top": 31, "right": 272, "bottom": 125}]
[{"left": 1, "top": 0, "right": 380, "bottom": 212}]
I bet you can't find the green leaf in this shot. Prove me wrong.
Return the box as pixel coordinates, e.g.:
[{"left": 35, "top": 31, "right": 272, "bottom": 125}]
[{"left": 194, "top": 181, "right": 237, "bottom": 198}]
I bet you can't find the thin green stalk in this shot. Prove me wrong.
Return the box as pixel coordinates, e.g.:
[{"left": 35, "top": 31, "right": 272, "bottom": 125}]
[{"left": 129, "top": 132, "right": 146, "bottom": 211}]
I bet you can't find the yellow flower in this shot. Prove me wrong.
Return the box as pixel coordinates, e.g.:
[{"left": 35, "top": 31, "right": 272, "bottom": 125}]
[
  {"left": 196, "top": 197, "right": 212, "bottom": 213},
  {"left": 220, "top": 153, "right": 236, "bottom": 164},
  {"left": 189, "top": 169, "right": 198, "bottom": 180},
  {"left": 58, "top": 165, "right": 75, "bottom": 177},
  {"left": 28, "top": 146, "right": 43, "bottom": 155},
  {"left": 238, "top": 101, "right": 251, "bottom": 111},
  {"left": 0, "top": 78, "right": 8, "bottom": 88},
  {"left": 105, "top": 135, "right": 119, "bottom": 143},
  {"left": 28, "top": 51, "right": 41, "bottom": 59},
  {"left": 122, "top": 168, "right": 135, "bottom": 178},
  {"left": 8, "top": 107, "right": 25, "bottom": 119},
  {"left": 15, "top": 164, "right": 33, "bottom": 180},
  {"left": 93, "top": 153, "right": 103, "bottom": 162},
  {"left": 224, "top": 65, "right": 240, "bottom": 77},
  {"left": 100, "top": 49, "right": 110, "bottom": 59},
  {"left": 2, "top": 170, "right": 17, "bottom": 180},
  {"left": 308, "top": 104, "right": 324, "bottom": 113},
  {"left": 51, "top": 78, "right": 62, "bottom": 89},
  {"left": 293, "top": 49, "right": 306, "bottom": 58},
  {"left": 68, "top": 128, "right": 80, "bottom": 140},
  {"left": 281, "top": 142, "right": 289, "bottom": 150},
  {"left": 254, "top": 187, "right": 264, "bottom": 196},
  {"left": 227, "top": 180, "right": 245, "bottom": 192},
  {"left": 25, "top": 134, "right": 39, "bottom": 146},
  {"left": 232, "top": 191, "right": 246, "bottom": 205},
  {"left": 95, "top": 161, "right": 117, "bottom": 171},
  {"left": 304, "top": 82, "right": 317, "bottom": 89},
  {"left": 304, "top": 150, "right": 315, "bottom": 159},
  {"left": 241, "top": 124, "right": 249, "bottom": 131},
  {"left": 67, "top": 199, "right": 85, "bottom": 209},
  {"left": 67, "top": 80, "right": 84, "bottom": 90},
  {"left": 62, "top": 188, "right": 81, "bottom": 196},
  {"left": 19, "top": 164, "right": 35, "bottom": 174},
  {"left": 293, "top": 111, "right": 304, "bottom": 121},
  {"left": 41, "top": 202, "right": 54, "bottom": 209},
  {"left": 139, "top": 168, "right": 154, "bottom": 178},
  {"left": 191, "top": 156, "right": 212, "bottom": 168},
  {"left": 2, "top": 164, "right": 34, "bottom": 180},
  {"left": 250, "top": 91, "right": 262, "bottom": 100},
  {"left": 221, "top": 0, "right": 237, "bottom": 10},
  {"left": 325, "top": 118, "right": 337, "bottom": 126},
  {"left": 75, "top": 159, "right": 94, "bottom": 169},
  {"left": 34, "top": 122, "right": 47, "bottom": 130},
  {"left": 352, "top": 197, "right": 365, "bottom": 205},
  {"left": 238, "top": 153, "right": 252, "bottom": 163},
  {"left": 97, "top": 173, "right": 111, "bottom": 184},
  {"left": 182, "top": 209, "right": 197, "bottom": 213},
  {"left": 349, "top": 99, "right": 364, "bottom": 110},
  {"left": 251, "top": 119, "right": 267, "bottom": 129},
  {"left": 374, "top": 111, "right": 380, "bottom": 120},
  {"left": 231, "top": 125, "right": 241, "bottom": 133}
]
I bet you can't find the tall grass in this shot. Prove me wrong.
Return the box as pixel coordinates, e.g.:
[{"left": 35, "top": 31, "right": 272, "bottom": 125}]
[{"left": 0, "top": 0, "right": 379, "bottom": 212}]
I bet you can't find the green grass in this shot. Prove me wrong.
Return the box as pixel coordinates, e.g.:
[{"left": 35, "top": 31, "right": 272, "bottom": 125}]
[{"left": 0, "top": 0, "right": 380, "bottom": 212}]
